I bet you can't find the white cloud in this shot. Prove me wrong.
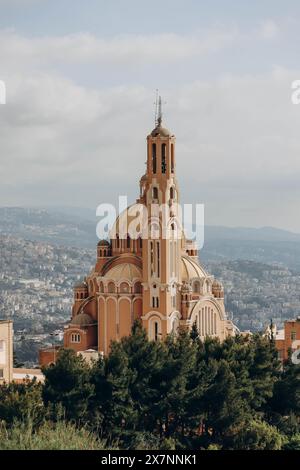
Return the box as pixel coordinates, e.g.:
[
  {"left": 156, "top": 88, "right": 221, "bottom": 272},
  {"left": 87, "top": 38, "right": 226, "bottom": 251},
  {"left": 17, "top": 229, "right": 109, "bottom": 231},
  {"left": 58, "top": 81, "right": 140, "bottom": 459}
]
[
  {"left": 259, "top": 19, "right": 280, "bottom": 40},
  {"left": 0, "top": 28, "right": 238, "bottom": 71},
  {"left": 0, "top": 27, "right": 300, "bottom": 231}
]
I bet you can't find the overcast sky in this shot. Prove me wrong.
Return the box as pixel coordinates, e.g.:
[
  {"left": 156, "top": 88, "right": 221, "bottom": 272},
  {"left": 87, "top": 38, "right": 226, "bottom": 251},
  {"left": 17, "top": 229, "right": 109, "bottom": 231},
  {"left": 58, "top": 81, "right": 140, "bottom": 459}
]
[{"left": 0, "top": 0, "right": 300, "bottom": 231}]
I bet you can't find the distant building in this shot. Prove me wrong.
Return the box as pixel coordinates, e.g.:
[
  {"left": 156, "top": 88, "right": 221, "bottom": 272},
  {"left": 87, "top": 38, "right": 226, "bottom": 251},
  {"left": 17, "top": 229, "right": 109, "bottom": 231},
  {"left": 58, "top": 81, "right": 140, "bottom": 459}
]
[
  {"left": 0, "top": 319, "right": 44, "bottom": 383},
  {"left": 12, "top": 368, "right": 44, "bottom": 384},
  {"left": 274, "top": 317, "right": 300, "bottom": 361},
  {"left": 0, "top": 320, "right": 13, "bottom": 383},
  {"left": 40, "top": 105, "right": 237, "bottom": 366}
]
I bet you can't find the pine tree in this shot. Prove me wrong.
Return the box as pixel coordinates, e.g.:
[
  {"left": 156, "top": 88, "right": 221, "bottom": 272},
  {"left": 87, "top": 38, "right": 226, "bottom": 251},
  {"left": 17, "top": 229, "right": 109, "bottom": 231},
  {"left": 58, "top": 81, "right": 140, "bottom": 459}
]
[
  {"left": 272, "top": 358, "right": 300, "bottom": 417},
  {"left": 248, "top": 334, "right": 280, "bottom": 411},
  {"left": 93, "top": 340, "right": 137, "bottom": 440},
  {"left": 119, "top": 320, "right": 166, "bottom": 437},
  {"left": 42, "top": 348, "right": 94, "bottom": 422}
]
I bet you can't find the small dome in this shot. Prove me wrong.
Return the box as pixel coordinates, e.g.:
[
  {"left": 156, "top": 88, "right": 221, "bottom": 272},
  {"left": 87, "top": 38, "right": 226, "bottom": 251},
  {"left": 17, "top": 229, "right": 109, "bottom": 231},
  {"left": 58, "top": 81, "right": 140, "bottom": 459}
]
[
  {"left": 74, "top": 281, "right": 88, "bottom": 290},
  {"left": 70, "top": 313, "right": 94, "bottom": 327},
  {"left": 104, "top": 262, "right": 142, "bottom": 282},
  {"left": 212, "top": 279, "right": 223, "bottom": 289},
  {"left": 98, "top": 239, "right": 110, "bottom": 247},
  {"left": 181, "top": 256, "right": 207, "bottom": 281},
  {"left": 151, "top": 124, "right": 172, "bottom": 137}
]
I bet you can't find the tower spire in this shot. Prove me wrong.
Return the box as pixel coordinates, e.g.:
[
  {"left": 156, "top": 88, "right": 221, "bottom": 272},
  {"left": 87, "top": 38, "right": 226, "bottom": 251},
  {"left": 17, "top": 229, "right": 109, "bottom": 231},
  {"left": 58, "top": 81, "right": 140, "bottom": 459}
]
[
  {"left": 154, "top": 91, "right": 163, "bottom": 127},
  {"left": 157, "top": 95, "right": 162, "bottom": 126}
]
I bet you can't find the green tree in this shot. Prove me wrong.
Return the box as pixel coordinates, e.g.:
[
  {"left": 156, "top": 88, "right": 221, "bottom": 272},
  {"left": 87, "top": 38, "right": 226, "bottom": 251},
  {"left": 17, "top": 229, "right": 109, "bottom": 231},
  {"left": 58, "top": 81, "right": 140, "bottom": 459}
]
[
  {"left": 233, "top": 419, "right": 283, "bottom": 450},
  {"left": 248, "top": 334, "right": 280, "bottom": 411},
  {"left": 90, "top": 341, "right": 136, "bottom": 439},
  {"left": 0, "top": 419, "right": 112, "bottom": 450},
  {"left": 120, "top": 321, "right": 166, "bottom": 437},
  {"left": 0, "top": 380, "right": 44, "bottom": 427},
  {"left": 272, "top": 359, "right": 300, "bottom": 417},
  {"left": 42, "top": 348, "right": 94, "bottom": 422}
]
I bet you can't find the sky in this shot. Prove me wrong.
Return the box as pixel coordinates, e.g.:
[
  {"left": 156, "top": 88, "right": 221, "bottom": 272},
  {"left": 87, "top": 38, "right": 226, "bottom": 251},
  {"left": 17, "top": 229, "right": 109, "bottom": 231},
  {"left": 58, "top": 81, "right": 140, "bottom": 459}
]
[{"left": 0, "top": 0, "right": 300, "bottom": 231}]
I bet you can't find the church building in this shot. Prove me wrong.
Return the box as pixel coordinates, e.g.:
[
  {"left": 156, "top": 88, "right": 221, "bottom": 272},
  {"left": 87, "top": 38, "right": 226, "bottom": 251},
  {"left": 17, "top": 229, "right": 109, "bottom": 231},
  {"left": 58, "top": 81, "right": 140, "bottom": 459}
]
[{"left": 63, "top": 102, "right": 236, "bottom": 357}]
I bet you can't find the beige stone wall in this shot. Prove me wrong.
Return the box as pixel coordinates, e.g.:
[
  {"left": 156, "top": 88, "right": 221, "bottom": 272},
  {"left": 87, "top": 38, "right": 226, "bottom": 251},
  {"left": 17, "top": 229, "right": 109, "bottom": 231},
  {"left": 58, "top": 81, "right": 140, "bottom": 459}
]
[{"left": 0, "top": 320, "right": 13, "bottom": 383}]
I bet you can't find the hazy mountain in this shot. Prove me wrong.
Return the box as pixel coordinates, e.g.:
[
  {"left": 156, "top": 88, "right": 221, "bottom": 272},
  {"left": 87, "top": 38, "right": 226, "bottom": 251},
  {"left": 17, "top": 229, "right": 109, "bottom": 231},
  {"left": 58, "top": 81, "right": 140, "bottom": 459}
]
[
  {"left": 1, "top": 207, "right": 300, "bottom": 271},
  {"left": 204, "top": 225, "right": 300, "bottom": 243},
  {"left": 0, "top": 207, "right": 97, "bottom": 249}
]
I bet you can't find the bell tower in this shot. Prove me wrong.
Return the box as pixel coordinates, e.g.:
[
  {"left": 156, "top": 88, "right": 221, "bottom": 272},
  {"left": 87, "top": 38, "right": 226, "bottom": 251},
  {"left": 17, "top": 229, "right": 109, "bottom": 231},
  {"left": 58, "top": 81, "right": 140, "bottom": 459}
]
[{"left": 140, "top": 97, "right": 182, "bottom": 340}]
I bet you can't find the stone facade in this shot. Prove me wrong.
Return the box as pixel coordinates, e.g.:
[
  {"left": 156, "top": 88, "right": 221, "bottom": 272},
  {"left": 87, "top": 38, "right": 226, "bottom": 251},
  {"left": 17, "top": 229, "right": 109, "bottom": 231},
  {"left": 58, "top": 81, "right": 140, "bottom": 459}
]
[{"left": 0, "top": 320, "right": 13, "bottom": 383}]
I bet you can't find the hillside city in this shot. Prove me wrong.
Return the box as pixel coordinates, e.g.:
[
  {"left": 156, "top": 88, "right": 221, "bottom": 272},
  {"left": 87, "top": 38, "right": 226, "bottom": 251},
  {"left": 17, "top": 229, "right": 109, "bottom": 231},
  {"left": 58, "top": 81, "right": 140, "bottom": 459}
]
[{"left": 1, "top": 209, "right": 300, "bottom": 366}]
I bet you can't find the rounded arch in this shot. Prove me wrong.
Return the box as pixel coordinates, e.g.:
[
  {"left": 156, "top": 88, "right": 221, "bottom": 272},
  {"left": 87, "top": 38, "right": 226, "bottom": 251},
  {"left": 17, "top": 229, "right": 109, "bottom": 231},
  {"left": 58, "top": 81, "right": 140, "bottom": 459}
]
[
  {"left": 119, "top": 297, "right": 132, "bottom": 338},
  {"left": 107, "top": 281, "right": 116, "bottom": 293},
  {"left": 189, "top": 299, "right": 225, "bottom": 337},
  {"left": 149, "top": 315, "right": 162, "bottom": 341},
  {"left": 189, "top": 298, "right": 224, "bottom": 323},
  {"left": 133, "top": 281, "right": 142, "bottom": 294},
  {"left": 149, "top": 218, "right": 161, "bottom": 239},
  {"left": 120, "top": 281, "right": 130, "bottom": 294},
  {"left": 133, "top": 297, "right": 142, "bottom": 321},
  {"left": 106, "top": 297, "right": 117, "bottom": 348},
  {"left": 167, "top": 217, "right": 181, "bottom": 239},
  {"left": 169, "top": 311, "right": 181, "bottom": 336},
  {"left": 152, "top": 186, "right": 159, "bottom": 200},
  {"left": 193, "top": 279, "right": 201, "bottom": 293},
  {"left": 170, "top": 186, "right": 176, "bottom": 200}
]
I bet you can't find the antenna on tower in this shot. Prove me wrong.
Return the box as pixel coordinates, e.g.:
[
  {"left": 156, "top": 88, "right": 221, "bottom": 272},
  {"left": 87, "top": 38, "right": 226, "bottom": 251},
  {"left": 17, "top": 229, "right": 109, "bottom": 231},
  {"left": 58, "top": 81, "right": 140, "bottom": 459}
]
[
  {"left": 154, "top": 90, "right": 166, "bottom": 126},
  {"left": 157, "top": 95, "right": 162, "bottom": 126},
  {"left": 154, "top": 89, "right": 159, "bottom": 126}
]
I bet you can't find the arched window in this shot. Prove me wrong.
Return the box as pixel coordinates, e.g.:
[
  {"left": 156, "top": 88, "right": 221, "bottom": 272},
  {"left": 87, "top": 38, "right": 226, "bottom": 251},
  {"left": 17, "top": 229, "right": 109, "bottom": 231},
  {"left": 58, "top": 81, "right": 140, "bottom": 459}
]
[
  {"left": 71, "top": 333, "right": 81, "bottom": 343},
  {"left": 127, "top": 234, "right": 130, "bottom": 249},
  {"left": 152, "top": 187, "right": 158, "bottom": 200},
  {"left": 171, "top": 143, "right": 174, "bottom": 173},
  {"left": 99, "top": 282, "right": 104, "bottom": 293},
  {"left": 170, "top": 187, "right": 174, "bottom": 199},
  {"left": 150, "top": 222, "right": 160, "bottom": 239},
  {"left": 193, "top": 280, "right": 200, "bottom": 293},
  {"left": 108, "top": 282, "right": 115, "bottom": 293},
  {"left": 134, "top": 282, "right": 142, "bottom": 294},
  {"left": 154, "top": 321, "right": 159, "bottom": 341},
  {"left": 120, "top": 282, "right": 130, "bottom": 293},
  {"left": 161, "top": 144, "right": 166, "bottom": 173},
  {"left": 116, "top": 234, "right": 120, "bottom": 249},
  {"left": 152, "top": 143, "right": 156, "bottom": 174},
  {"left": 139, "top": 237, "right": 143, "bottom": 249}
]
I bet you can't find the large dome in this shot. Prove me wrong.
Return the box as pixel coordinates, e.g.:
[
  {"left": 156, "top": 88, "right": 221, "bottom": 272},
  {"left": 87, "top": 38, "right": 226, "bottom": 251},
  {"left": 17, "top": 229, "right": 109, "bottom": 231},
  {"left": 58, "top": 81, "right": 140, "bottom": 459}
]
[
  {"left": 104, "top": 262, "right": 142, "bottom": 281},
  {"left": 110, "top": 204, "right": 185, "bottom": 241},
  {"left": 181, "top": 256, "right": 207, "bottom": 281},
  {"left": 110, "top": 204, "right": 145, "bottom": 240}
]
